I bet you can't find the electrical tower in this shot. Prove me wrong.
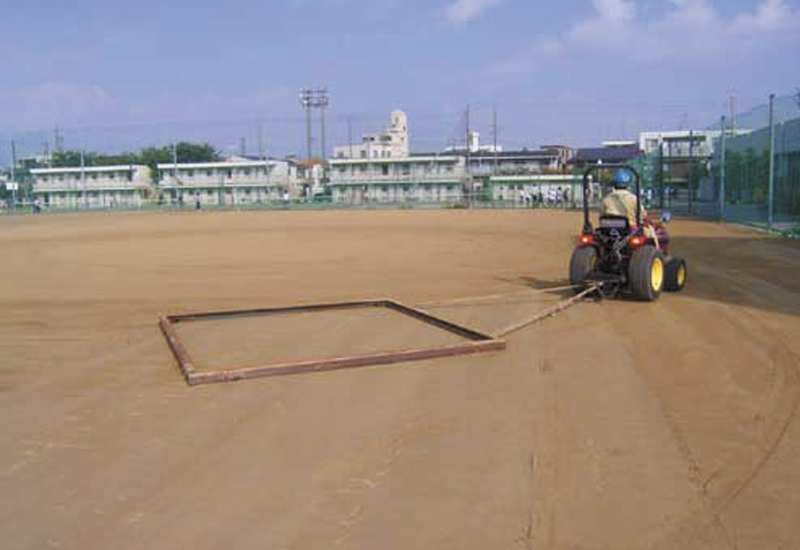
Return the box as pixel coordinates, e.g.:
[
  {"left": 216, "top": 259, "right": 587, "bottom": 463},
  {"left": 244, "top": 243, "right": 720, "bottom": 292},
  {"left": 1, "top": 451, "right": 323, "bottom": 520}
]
[
  {"left": 299, "top": 88, "right": 330, "bottom": 161},
  {"left": 54, "top": 125, "right": 64, "bottom": 152}
]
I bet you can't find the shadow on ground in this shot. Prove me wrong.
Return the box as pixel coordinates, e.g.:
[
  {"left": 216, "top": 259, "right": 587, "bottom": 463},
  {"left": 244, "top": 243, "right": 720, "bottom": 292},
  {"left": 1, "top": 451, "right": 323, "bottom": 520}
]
[{"left": 503, "top": 234, "right": 800, "bottom": 318}]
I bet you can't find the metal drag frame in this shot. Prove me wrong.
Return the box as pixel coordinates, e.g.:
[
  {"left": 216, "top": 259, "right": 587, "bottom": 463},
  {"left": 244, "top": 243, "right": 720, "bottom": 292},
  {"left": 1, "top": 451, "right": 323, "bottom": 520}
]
[{"left": 159, "top": 299, "right": 506, "bottom": 386}]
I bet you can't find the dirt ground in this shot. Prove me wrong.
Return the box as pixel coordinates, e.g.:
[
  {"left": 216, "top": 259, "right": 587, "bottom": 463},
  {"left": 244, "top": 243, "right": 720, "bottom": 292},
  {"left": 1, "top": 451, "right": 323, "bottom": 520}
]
[{"left": 1, "top": 209, "right": 799, "bottom": 549}]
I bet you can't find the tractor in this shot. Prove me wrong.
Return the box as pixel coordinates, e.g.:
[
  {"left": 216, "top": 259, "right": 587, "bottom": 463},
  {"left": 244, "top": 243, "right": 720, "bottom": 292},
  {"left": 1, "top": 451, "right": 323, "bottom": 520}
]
[{"left": 569, "top": 164, "right": 687, "bottom": 301}]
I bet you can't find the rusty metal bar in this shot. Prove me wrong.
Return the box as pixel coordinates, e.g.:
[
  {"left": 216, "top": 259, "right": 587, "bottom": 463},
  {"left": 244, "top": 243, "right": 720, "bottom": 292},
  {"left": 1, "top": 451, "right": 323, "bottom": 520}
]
[
  {"left": 185, "top": 339, "right": 505, "bottom": 386},
  {"left": 168, "top": 300, "right": 387, "bottom": 323},
  {"left": 159, "top": 315, "right": 197, "bottom": 382},
  {"left": 383, "top": 300, "right": 496, "bottom": 341},
  {"left": 159, "top": 299, "right": 505, "bottom": 386},
  {"left": 494, "top": 285, "right": 597, "bottom": 338}
]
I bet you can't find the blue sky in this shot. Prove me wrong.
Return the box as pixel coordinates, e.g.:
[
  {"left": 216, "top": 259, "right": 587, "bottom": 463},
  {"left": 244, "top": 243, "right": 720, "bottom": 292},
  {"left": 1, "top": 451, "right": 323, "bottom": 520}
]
[{"left": 1, "top": 0, "right": 798, "bottom": 157}]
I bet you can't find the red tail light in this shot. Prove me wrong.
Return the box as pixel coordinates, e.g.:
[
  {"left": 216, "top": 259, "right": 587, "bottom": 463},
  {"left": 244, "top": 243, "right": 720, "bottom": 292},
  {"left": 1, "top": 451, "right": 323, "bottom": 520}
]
[
  {"left": 629, "top": 235, "right": 645, "bottom": 246},
  {"left": 579, "top": 234, "right": 594, "bottom": 244}
]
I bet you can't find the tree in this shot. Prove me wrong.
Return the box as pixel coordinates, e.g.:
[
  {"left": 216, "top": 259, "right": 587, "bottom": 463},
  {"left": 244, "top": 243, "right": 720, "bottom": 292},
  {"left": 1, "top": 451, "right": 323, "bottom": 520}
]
[
  {"left": 44, "top": 142, "right": 220, "bottom": 182},
  {"left": 49, "top": 142, "right": 219, "bottom": 169},
  {"left": 725, "top": 151, "right": 743, "bottom": 203},
  {"left": 138, "top": 142, "right": 219, "bottom": 182}
]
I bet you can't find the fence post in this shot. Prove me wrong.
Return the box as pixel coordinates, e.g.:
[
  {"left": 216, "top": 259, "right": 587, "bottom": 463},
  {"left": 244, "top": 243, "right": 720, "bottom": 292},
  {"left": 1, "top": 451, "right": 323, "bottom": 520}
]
[
  {"left": 658, "top": 141, "right": 666, "bottom": 210},
  {"left": 719, "top": 115, "right": 726, "bottom": 220},
  {"left": 768, "top": 93, "right": 776, "bottom": 232}
]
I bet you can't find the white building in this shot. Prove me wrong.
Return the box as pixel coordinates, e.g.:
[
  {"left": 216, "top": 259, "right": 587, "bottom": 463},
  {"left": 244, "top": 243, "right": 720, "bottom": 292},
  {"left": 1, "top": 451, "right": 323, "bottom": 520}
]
[
  {"left": 445, "top": 131, "right": 502, "bottom": 154},
  {"left": 488, "top": 174, "right": 578, "bottom": 203},
  {"left": 157, "top": 159, "right": 297, "bottom": 205},
  {"left": 467, "top": 148, "right": 569, "bottom": 176},
  {"left": 333, "top": 110, "right": 409, "bottom": 160},
  {"left": 328, "top": 155, "right": 465, "bottom": 204},
  {"left": 638, "top": 130, "right": 748, "bottom": 158},
  {"left": 30, "top": 165, "right": 152, "bottom": 209}
]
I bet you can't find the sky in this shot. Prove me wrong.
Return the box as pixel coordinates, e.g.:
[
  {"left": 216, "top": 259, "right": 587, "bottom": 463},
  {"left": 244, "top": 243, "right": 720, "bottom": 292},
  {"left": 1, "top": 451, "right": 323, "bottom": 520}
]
[{"left": 1, "top": 0, "right": 798, "bottom": 159}]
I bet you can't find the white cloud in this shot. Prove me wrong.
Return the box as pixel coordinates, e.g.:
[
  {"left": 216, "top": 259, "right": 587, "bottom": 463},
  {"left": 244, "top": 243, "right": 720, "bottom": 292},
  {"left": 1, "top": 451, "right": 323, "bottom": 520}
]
[
  {"left": 490, "top": 0, "right": 800, "bottom": 75},
  {"left": 443, "top": 0, "right": 507, "bottom": 25},
  {"left": 732, "top": 0, "right": 797, "bottom": 34},
  {"left": 591, "top": 0, "right": 636, "bottom": 21}
]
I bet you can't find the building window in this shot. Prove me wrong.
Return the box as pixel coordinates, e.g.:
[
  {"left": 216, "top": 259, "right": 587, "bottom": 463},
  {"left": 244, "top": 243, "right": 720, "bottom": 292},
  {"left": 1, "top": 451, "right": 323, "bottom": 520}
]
[
  {"left": 382, "top": 165, "right": 389, "bottom": 175},
  {"left": 360, "top": 150, "right": 367, "bottom": 159}
]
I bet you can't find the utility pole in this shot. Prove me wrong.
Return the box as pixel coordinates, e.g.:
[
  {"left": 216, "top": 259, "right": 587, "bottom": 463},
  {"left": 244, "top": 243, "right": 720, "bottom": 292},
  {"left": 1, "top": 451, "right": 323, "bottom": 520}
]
[
  {"left": 80, "top": 149, "right": 87, "bottom": 209},
  {"left": 719, "top": 115, "right": 726, "bottom": 220},
  {"left": 172, "top": 143, "right": 180, "bottom": 207},
  {"left": 347, "top": 116, "right": 354, "bottom": 159},
  {"left": 54, "top": 125, "right": 63, "bottom": 152},
  {"left": 258, "top": 119, "right": 264, "bottom": 160},
  {"left": 300, "top": 88, "right": 313, "bottom": 161},
  {"left": 768, "top": 93, "right": 776, "bottom": 232},
  {"left": 465, "top": 105, "right": 471, "bottom": 205},
  {"left": 299, "top": 87, "right": 329, "bottom": 160},
  {"left": 10, "top": 139, "right": 18, "bottom": 207},
  {"left": 492, "top": 103, "right": 498, "bottom": 175},
  {"left": 318, "top": 89, "right": 329, "bottom": 161}
]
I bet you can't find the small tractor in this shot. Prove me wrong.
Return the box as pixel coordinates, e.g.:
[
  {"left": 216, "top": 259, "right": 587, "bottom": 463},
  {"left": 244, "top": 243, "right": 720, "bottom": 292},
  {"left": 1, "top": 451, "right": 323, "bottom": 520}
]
[{"left": 569, "top": 164, "right": 687, "bottom": 301}]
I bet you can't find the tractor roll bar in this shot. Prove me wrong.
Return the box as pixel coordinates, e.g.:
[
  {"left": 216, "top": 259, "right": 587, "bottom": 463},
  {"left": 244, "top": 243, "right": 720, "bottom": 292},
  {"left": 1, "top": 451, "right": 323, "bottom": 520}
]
[{"left": 581, "top": 164, "right": 642, "bottom": 232}]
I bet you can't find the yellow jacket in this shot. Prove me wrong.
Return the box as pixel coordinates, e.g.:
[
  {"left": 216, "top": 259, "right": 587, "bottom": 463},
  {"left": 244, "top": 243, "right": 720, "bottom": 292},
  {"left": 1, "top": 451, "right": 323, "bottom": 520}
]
[{"left": 600, "top": 189, "right": 647, "bottom": 227}]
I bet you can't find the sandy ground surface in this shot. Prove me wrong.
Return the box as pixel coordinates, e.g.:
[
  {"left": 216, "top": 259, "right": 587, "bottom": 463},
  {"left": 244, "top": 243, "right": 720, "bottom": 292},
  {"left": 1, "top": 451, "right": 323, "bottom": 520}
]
[{"left": 1, "top": 209, "right": 799, "bottom": 549}]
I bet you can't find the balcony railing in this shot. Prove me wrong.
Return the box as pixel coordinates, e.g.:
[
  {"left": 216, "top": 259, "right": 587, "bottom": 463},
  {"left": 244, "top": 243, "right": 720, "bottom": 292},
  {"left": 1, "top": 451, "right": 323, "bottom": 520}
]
[{"left": 328, "top": 173, "right": 464, "bottom": 184}]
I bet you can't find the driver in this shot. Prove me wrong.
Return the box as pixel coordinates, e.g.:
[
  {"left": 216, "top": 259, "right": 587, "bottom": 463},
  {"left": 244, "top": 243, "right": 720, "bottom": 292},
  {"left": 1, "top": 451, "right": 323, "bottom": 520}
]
[{"left": 600, "top": 169, "right": 659, "bottom": 247}]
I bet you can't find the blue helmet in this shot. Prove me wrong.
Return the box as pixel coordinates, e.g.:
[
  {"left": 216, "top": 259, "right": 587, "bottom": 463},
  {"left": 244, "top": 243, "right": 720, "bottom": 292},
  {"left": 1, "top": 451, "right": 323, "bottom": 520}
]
[{"left": 612, "top": 169, "right": 631, "bottom": 188}]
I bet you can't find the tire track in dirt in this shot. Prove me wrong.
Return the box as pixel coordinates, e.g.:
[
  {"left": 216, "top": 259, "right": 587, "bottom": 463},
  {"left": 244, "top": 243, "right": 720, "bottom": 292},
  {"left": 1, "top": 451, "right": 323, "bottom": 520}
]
[
  {"left": 699, "top": 271, "right": 800, "bottom": 515},
  {"left": 615, "top": 262, "right": 800, "bottom": 547}
]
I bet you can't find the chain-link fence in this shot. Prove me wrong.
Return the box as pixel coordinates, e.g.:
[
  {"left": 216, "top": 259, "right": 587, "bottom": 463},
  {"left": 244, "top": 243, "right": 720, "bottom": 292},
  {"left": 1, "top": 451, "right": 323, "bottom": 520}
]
[
  {"left": 714, "top": 117, "right": 800, "bottom": 236},
  {"left": 612, "top": 116, "right": 800, "bottom": 238}
]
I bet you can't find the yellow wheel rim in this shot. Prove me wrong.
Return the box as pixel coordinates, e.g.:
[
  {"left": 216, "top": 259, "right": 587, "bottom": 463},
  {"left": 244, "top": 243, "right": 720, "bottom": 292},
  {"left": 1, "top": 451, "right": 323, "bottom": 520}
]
[
  {"left": 677, "top": 265, "right": 686, "bottom": 286},
  {"left": 651, "top": 257, "right": 664, "bottom": 292}
]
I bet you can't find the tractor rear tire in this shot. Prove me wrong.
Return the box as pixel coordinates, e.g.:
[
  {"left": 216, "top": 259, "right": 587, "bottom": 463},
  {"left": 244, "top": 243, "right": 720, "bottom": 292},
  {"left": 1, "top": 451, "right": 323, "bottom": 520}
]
[
  {"left": 628, "top": 245, "right": 664, "bottom": 301},
  {"left": 664, "top": 256, "right": 687, "bottom": 292},
  {"left": 570, "top": 246, "right": 597, "bottom": 289}
]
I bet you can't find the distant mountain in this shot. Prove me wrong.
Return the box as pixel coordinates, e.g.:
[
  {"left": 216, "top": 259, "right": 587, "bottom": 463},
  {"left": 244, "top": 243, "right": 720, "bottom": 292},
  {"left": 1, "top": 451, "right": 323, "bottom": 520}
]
[{"left": 706, "top": 93, "right": 800, "bottom": 131}]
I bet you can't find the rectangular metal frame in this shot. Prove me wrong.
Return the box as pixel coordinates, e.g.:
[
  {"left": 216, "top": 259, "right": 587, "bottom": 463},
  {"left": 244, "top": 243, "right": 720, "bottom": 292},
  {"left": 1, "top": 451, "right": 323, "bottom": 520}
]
[{"left": 159, "top": 299, "right": 505, "bottom": 386}]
